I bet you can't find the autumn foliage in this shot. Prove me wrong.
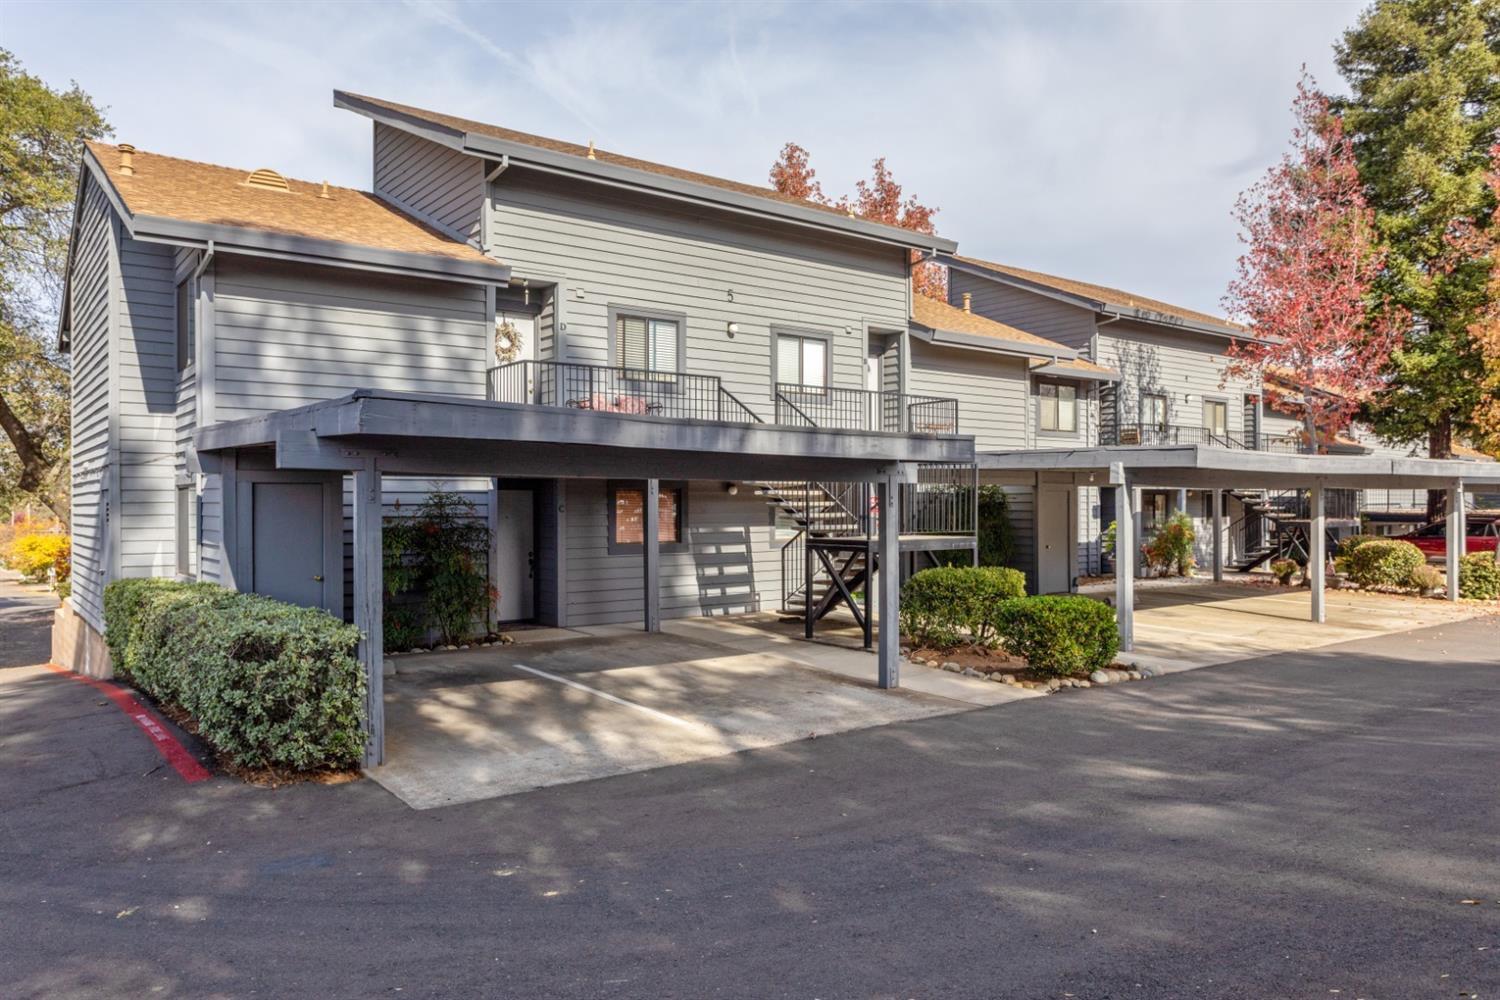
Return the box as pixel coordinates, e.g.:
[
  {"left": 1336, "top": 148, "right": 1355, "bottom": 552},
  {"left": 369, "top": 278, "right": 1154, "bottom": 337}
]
[
  {"left": 769, "top": 143, "right": 946, "bottom": 299},
  {"left": 1457, "top": 145, "right": 1500, "bottom": 457},
  {"left": 1222, "top": 74, "right": 1406, "bottom": 451}
]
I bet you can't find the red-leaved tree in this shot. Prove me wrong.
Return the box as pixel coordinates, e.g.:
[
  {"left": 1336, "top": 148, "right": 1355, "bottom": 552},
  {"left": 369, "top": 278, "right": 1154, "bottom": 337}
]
[
  {"left": 769, "top": 146, "right": 946, "bottom": 300},
  {"left": 1223, "top": 73, "right": 1407, "bottom": 452}
]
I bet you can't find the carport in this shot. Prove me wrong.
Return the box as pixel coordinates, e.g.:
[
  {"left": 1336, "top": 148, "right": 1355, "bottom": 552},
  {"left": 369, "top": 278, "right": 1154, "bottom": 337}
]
[
  {"left": 194, "top": 389, "right": 974, "bottom": 767},
  {"left": 979, "top": 446, "right": 1500, "bottom": 651}
]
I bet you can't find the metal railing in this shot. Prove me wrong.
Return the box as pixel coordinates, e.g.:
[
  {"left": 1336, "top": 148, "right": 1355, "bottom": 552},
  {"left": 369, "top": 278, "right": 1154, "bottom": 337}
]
[
  {"left": 773, "top": 384, "right": 960, "bottom": 435},
  {"left": 1102, "top": 422, "right": 1356, "bottom": 455},
  {"left": 488, "top": 360, "right": 764, "bottom": 424},
  {"left": 902, "top": 462, "right": 980, "bottom": 536}
]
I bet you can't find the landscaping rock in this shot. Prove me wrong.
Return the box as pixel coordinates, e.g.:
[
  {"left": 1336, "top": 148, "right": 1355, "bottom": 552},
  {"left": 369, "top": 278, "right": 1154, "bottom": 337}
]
[
  {"left": 1077, "top": 680, "right": 1091, "bottom": 688},
  {"left": 988, "top": 672, "right": 1006, "bottom": 682},
  {"left": 1127, "top": 670, "right": 1142, "bottom": 681},
  {"left": 1046, "top": 678, "right": 1062, "bottom": 691},
  {"left": 962, "top": 667, "right": 981, "bottom": 678},
  {"left": 1089, "top": 670, "right": 1110, "bottom": 685},
  {"left": 941, "top": 661, "right": 961, "bottom": 672}
]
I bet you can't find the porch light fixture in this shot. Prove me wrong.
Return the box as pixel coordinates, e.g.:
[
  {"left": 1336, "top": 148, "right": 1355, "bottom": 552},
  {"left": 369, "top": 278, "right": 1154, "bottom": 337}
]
[
  {"left": 725, "top": 483, "right": 739, "bottom": 495},
  {"left": 727, "top": 322, "right": 740, "bottom": 338}
]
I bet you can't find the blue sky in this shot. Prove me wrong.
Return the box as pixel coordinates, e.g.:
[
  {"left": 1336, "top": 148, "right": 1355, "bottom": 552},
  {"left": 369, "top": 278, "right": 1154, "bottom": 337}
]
[{"left": 6, "top": 0, "right": 1365, "bottom": 316}]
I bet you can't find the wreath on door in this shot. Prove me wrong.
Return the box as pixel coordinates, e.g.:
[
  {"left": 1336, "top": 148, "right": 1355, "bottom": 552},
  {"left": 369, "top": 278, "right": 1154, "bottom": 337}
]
[{"left": 494, "top": 317, "right": 522, "bottom": 364}]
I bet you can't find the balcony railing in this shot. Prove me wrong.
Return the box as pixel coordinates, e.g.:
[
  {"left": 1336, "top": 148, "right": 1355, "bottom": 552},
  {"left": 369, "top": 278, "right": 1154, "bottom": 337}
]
[
  {"left": 1104, "top": 423, "right": 1320, "bottom": 454},
  {"left": 774, "top": 383, "right": 960, "bottom": 435},
  {"left": 488, "top": 360, "right": 763, "bottom": 424}
]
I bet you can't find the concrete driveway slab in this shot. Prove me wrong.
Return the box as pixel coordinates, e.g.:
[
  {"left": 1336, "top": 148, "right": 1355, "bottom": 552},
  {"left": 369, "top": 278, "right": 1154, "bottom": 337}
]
[{"left": 372, "top": 632, "right": 970, "bottom": 809}]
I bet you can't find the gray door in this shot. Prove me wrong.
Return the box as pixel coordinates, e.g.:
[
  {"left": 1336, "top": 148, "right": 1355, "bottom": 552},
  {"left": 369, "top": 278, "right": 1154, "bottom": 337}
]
[
  {"left": 1037, "top": 484, "right": 1074, "bottom": 594},
  {"left": 494, "top": 489, "right": 535, "bottom": 621},
  {"left": 252, "top": 482, "right": 325, "bottom": 609}
]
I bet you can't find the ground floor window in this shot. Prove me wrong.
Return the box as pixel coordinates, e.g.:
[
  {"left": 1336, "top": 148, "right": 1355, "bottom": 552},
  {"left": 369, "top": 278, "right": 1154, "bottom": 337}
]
[{"left": 608, "top": 481, "right": 686, "bottom": 553}]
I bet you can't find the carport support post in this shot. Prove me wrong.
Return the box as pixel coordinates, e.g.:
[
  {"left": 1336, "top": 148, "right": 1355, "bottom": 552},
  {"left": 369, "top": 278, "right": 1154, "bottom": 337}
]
[
  {"left": 643, "top": 478, "right": 661, "bottom": 632},
  {"left": 1309, "top": 483, "right": 1326, "bottom": 624},
  {"left": 1115, "top": 479, "right": 1135, "bottom": 652},
  {"left": 1446, "top": 480, "right": 1465, "bottom": 601},
  {"left": 353, "top": 461, "right": 384, "bottom": 769},
  {"left": 1211, "top": 489, "right": 1224, "bottom": 583},
  {"left": 877, "top": 471, "right": 900, "bottom": 689}
]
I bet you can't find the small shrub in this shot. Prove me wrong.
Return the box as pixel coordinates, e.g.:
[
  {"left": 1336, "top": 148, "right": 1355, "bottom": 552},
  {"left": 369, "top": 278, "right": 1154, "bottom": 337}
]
[
  {"left": 103, "top": 579, "right": 365, "bottom": 771},
  {"left": 1339, "top": 533, "right": 1381, "bottom": 558},
  {"left": 1144, "top": 512, "right": 1196, "bottom": 576},
  {"left": 1270, "top": 558, "right": 1300, "bottom": 585},
  {"left": 384, "top": 491, "right": 493, "bottom": 646},
  {"left": 995, "top": 596, "right": 1119, "bottom": 678},
  {"left": 383, "top": 604, "right": 425, "bottom": 652},
  {"left": 1346, "top": 539, "right": 1426, "bottom": 591},
  {"left": 1407, "top": 563, "right": 1444, "bottom": 594},
  {"left": 899, "top": 566, "right": 1027, "bottom": 649},
  {"left": 1459, "top": 552, "right": 1500, "bottom": 601}
]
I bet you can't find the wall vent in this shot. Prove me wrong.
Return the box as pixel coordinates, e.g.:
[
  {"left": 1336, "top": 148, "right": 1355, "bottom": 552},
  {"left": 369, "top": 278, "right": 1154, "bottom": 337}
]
[{"left": 244, "top": 168, "right": 291, "bottom": 192}]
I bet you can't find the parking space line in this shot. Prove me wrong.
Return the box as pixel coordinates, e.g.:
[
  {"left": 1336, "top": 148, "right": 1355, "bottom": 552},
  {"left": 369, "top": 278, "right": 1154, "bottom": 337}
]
[{"left": 505, "top": 662, "right": 710, "bottom": 732}]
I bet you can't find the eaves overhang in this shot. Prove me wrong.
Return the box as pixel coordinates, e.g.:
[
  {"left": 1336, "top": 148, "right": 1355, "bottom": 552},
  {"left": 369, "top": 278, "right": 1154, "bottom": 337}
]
[
  {"left": 909, "top": 324, "right": 1076, "bottom": 361},
  {"left": 940, "top": 255, "right": 1250, "bottom": 341},
  {"left": 76, "top": 147, "right": 510, "bottom": 288},
  {"left": 335, "top": 90, "right": 958, "bottom": 256}
]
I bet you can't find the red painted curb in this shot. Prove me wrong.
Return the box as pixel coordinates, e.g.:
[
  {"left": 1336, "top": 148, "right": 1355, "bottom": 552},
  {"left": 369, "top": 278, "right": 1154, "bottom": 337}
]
[{"left": 46, "top": 664, "right": 212, "bottom": 783}]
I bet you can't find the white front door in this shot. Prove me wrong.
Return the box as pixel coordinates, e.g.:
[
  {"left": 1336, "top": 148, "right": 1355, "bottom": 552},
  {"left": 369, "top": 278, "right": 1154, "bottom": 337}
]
[
  {"left": 1037, "top": 484, "right": 1075, "bottom": 594},
  {"left": 494, "top": 489, "right": 535, "bottom": 622}
]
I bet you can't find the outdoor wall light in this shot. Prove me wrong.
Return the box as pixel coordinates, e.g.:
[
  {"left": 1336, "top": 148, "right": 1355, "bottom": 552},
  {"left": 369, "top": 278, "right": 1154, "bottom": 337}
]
[
  {"left": 726, "top": 483, "right": 739, "bottom": 495},
  {"left": 727, "top": 322, "right": 740, "bottom": 338}
]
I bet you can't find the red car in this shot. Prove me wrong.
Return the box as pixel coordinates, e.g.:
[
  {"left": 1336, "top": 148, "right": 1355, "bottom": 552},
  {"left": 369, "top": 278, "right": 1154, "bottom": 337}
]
[{"left": 1396, "top": 515, "right": 1499, "bottom": 560}]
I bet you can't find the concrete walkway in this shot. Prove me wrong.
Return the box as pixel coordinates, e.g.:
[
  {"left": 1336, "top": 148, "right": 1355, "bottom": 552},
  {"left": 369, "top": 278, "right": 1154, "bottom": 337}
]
[{"left": 1125, "top": 581, "right": 1493, "bottom": 674}]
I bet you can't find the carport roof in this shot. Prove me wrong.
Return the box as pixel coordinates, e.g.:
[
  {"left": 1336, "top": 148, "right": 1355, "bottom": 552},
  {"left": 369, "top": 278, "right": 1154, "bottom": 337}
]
[
  {"left": 977, "top": 445, "right": 1500, "bottom": 491},
  {"left": 193, "top": 389, "right": 975, "bottom": 481}
]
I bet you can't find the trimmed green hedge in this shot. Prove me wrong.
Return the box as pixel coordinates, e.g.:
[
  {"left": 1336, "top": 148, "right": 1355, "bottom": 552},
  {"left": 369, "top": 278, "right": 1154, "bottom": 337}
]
[
  {"left": 1339, "top": 533, "right": 1381, "bottom": 558},
  {"left": 103, "top": 579, "right": 365, "bottom": 771},
  {"left": 899, "top": 566, "right": 1026, "bottom": 648},
  {"left": 1459, "top": 552, "right": 1500, "bottom": 601},
  {"left": 995, "top": 596, "right": 1119, "bottom": 678},
  {"left": 1346, "top": 539, "right": 1426, "bottom": 591}
]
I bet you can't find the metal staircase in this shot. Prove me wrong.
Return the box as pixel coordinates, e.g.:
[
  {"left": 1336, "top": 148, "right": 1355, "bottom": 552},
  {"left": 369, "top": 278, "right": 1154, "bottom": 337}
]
[{"left": 1226, "top": 488, "right": 1355, "bottom": 571}]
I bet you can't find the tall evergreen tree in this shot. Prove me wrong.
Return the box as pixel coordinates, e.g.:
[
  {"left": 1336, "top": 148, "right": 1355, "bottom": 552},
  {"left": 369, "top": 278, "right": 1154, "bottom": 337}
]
[{"left": 1334, "top": 0, "right": 1500, "bottom": 487}]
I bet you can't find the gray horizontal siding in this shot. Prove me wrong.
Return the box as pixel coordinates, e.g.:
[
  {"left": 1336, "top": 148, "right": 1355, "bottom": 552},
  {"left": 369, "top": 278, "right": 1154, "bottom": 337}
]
[
  {"left": 372, "top": 122, "right": 483, "bottom": 243},
  {"left": 114, "top": 232, "right": 179, "bottom": 580},
  {"left": 950, "top": 270, "right": 1096, "bottom": 349},
  {"left": 486, "top": 169, "right": 909, "bottom": 418},
  {"left": 563, "top": 479, "right": 782, "bottom": 627},
  {"left": 1097, "top": 321, "right": 1258, "bottom": 438},
  {"left": 908, "top": 339, "right": 1029, "bottom": 450},
  {"left": 68, "top": 179, "right": 114, "bottom": 631},
  {"left": 211, "top": 257, "right": 489, "bottom": 421}
]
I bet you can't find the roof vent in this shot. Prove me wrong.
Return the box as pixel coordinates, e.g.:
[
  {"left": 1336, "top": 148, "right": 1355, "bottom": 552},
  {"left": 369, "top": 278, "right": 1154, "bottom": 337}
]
[
  {"left": 118, "top": 144, "right": 136, "bottom": 176},
  {"left": 244, "top": 168, "right": 291, "bottom": 192},
  {"left": 586, "top": 140, "right": 597, "bottom": 160},
  {"left": 962, "top": 292, "right": 972, "bottom": 313}
]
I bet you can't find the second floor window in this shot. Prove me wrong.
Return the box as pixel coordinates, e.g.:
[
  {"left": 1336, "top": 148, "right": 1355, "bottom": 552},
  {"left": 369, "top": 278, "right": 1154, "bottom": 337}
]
[
  {"left": 1141, "top": 393, "right": 1168, "bottom": 429},
  {"left": 175, "top": 277, "right": 196, "bottom": 371},
  {"left": 615, "top": 313, "right": 679, "bottom": 373},
  {"left": 1203, "top": 399, "right": 1228, "bottom": 438},
  {"left": 776, "top": 333, "right": 828, "bottom": 388},
  {"left": 1039, "top": 382, "right": 1077, "bottom": 433}
]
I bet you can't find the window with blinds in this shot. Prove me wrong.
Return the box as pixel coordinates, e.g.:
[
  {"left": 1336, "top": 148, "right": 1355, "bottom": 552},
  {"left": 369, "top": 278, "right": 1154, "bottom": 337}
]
[
  {"left": 1203, "top": 399, "right": 1228, "bottom": 437},
  {"left": 609, "top": 483, "right": 685, "bottom": 550},
  {"left": 1039, "top": 382, "right": 1077, "bottom": 432},
  {"left": 615, "top": 314, "right": 679, "bottom": 373},
  {"left": 776, "top": 333, "right": 828, "bottom": 388}
]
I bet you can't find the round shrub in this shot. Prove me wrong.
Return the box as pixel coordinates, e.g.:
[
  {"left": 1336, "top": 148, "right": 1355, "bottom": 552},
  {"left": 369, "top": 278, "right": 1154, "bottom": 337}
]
[
  {"left": 1459, "top": 552, "right": 1500, "bottom": 601},
  {"left": 899, "top": 566, "right": 1026, "bottom": 649},
  {"left": 995, "top": 596, "right": 1119, "bottom": 678},
  {"left": 1345, "top": 539, "right": 1426, "bottom": 591},
  {"left": 1339, "top": 533, "right": 1381, "bottom": 558}
]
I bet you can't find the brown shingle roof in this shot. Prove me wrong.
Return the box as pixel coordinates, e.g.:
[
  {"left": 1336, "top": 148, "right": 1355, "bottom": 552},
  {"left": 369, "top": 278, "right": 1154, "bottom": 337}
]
[
  {"left": 339, "top": 92, "right": 940, "bottom": 238},
  {"left": 1034, "top": 356, "right": 1118, "bottom": 378},
  {"left": 85, "top": 141, "right": 499, "bottom": 268},
  {"left": 952, "top": 255, "right": 1243, "bottom": 333},
  {"left": 911, "top": 293, "right": 1077, "bottom": 354}
]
